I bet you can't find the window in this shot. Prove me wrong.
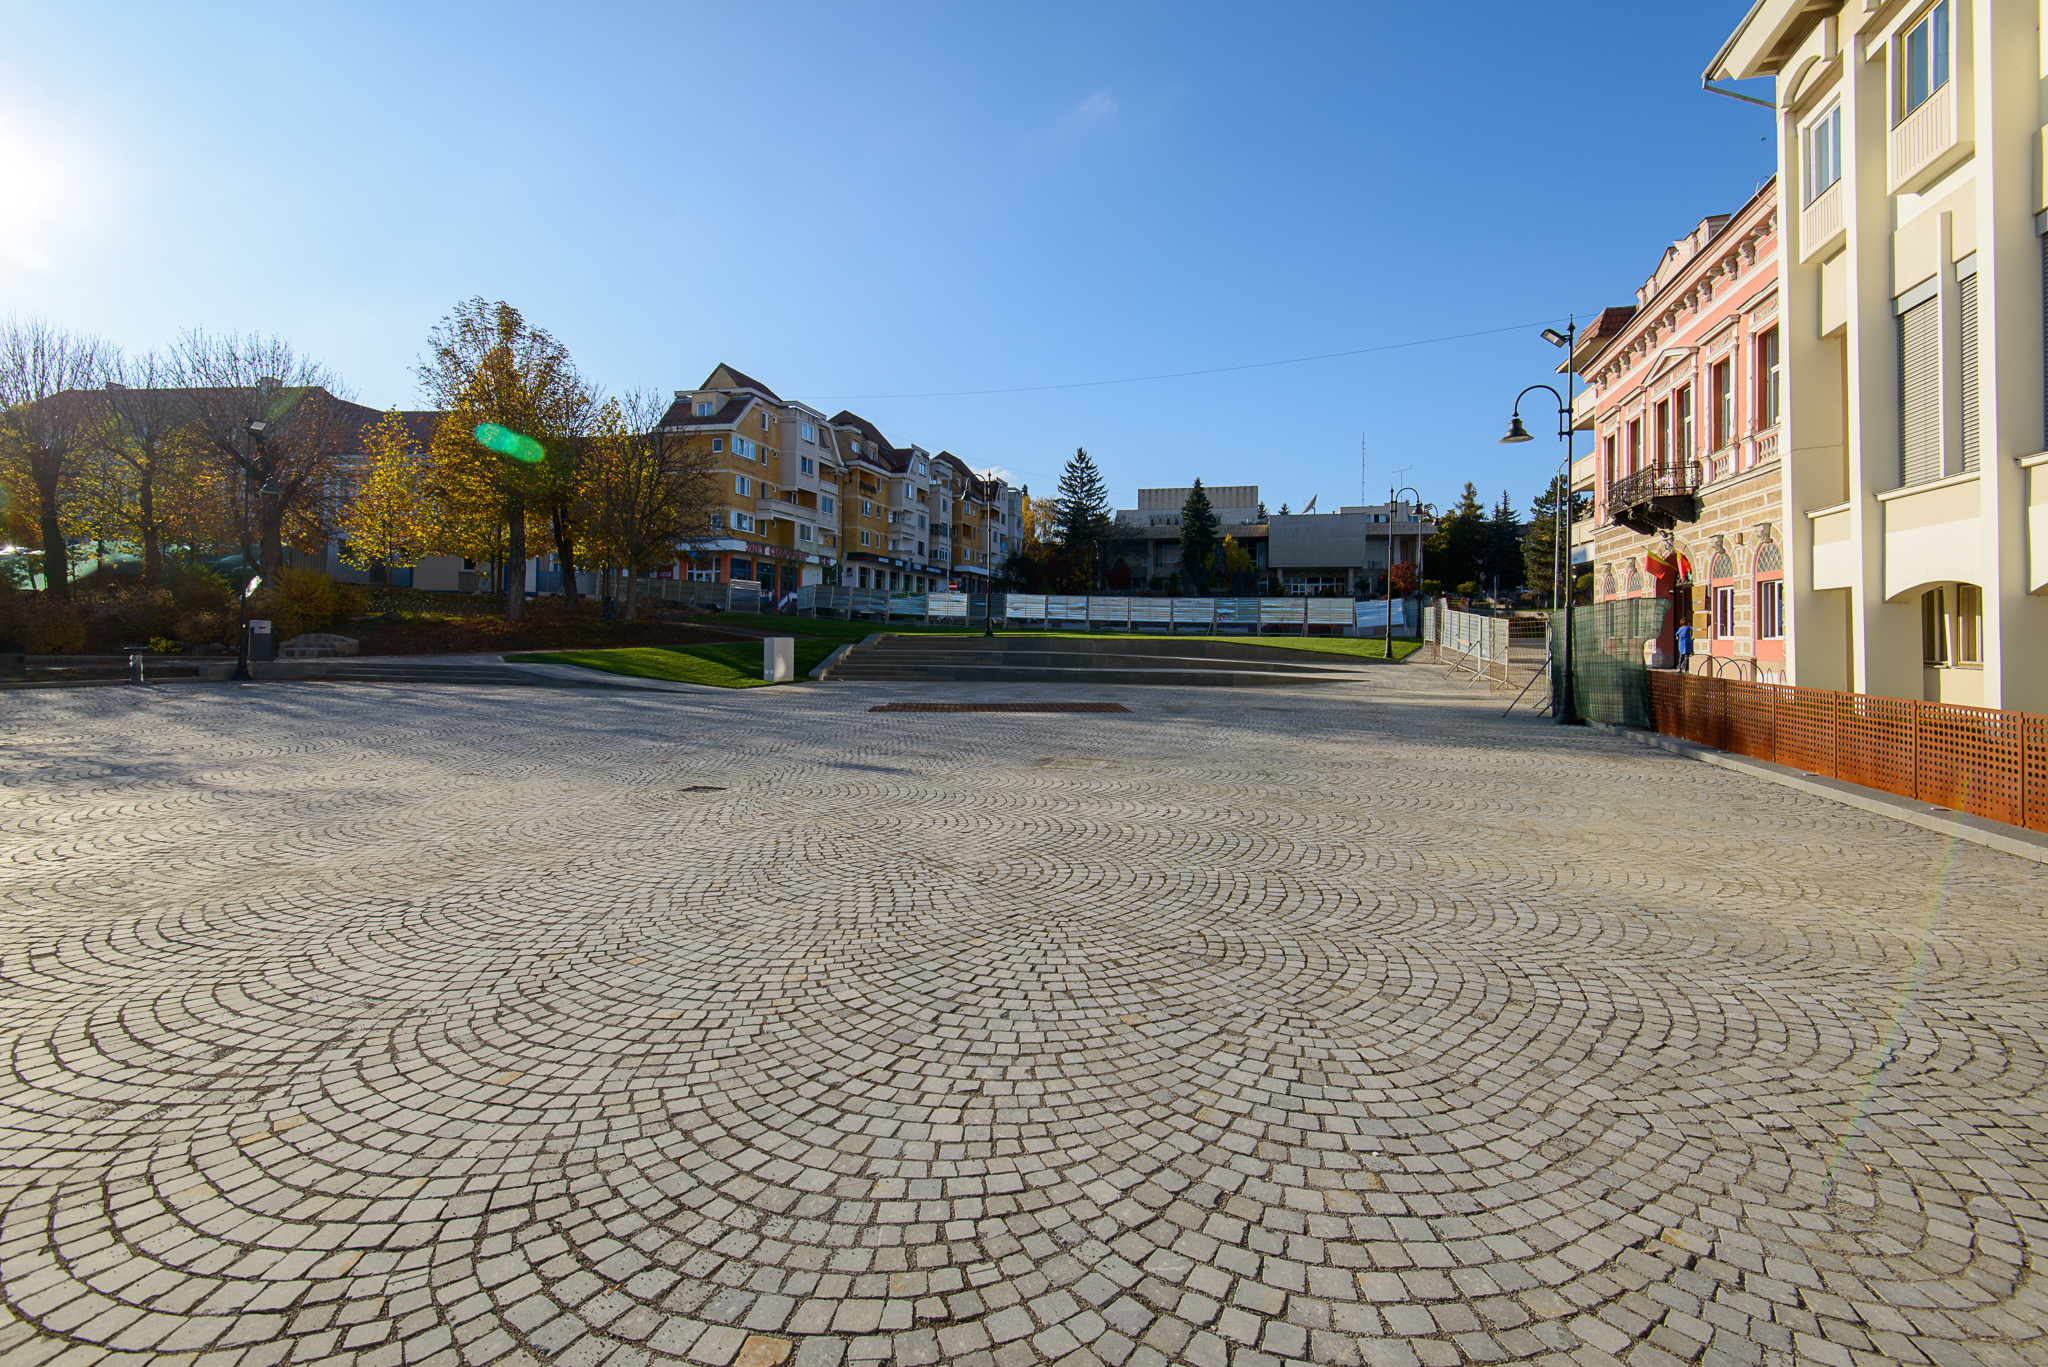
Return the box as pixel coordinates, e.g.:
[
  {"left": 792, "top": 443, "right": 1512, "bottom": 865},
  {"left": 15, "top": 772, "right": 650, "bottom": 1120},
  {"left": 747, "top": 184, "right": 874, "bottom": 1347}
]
[
  {"left": 1803, "top": 103, "right": 1842, "bottom": 203},
  {"left": 1711, "top": 361, "right": 1733, "bottom": 451},
  {"left": 709, "top": 511, "right": 725, "bottom": 529},
  {"left": 917, "top": 462, "right": 928, "bottom": 475},
  {"left": 760, "top": 413, "right": 770, "bottom": 431},
  {"left": 735, "top": 437, "right": 756, "bottom": 460},
  {"left": 1713, "top": 586, "right": 1737, "bottom": 639},
  {"left": 730, "top": 559, "right": 751, "bottom": 581},
  {"left": 822, "top": 495, "right": 834, "bottom": 514},
  {"left": 1655, "top": 400, "right": 1671, "bottom": 468},
  {"left": 1603, "top": 434, "right": 1617, "bottom": 489},
  {"left": 1900, "top": 1, "right": 1950, "bottom": 121},
  {"left": 861, "top": 499, "right": 873, "bottom": 516},
  {"left": 1922, "top": 587, "right": 1949, "bottom": 664},
  {"left": 1756, "top": 579, "right": 1784, "bottom": 640},
  {"left": 733, "top": 512, "right": 756, "bottom": 532},
  {"left": 736, "top": 475, "right": 753, "bottom": 496},
  {"left": 1627, "top": 418, "right": 1643, "bottom": 475},
  {"left": 860, "top": 530, "right": 872, "bottom": 547},
  {"left": 1957, "top": 583, "right": 1982, "bottom": 664},
  {"left": 1901, "top": 294, "right": 1941, "bottom": 485},
  {"left": 694, "top": 401, "right": 713, "bottom": 417},
  {"left": 711, "top": 437, "right": 724, "bottom": 453},
  {"left": 1757, "top": 328, "right": 1781, "bottom": 429},
  {"left": 801, "top": 422, "right": 816, "bottom": 443},
  {"left": 1674, "top": 385, "right": 1693, "bottom": 463},
  {"left": 799, "top": 456, "right": 815, "bottom": 476},
  {"left": 799, "top": 523, "right": 814, "bottom": 543}
]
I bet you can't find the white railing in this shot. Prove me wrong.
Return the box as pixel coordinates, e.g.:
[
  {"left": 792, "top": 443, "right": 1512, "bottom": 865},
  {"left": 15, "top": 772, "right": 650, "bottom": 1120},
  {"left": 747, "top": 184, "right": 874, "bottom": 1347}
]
[
  {"left": 1799, "top": 180, "right": 1844, "bottom": 261},
  {"left": 1425, "top": 603, "right": 1510, "bottom": 686},
  {"left": 1751, "top": 429, "right": 1779, "bottom": 465},
  {"left": 1890, "top": 83, "right": 1959, "bottom": 192}
]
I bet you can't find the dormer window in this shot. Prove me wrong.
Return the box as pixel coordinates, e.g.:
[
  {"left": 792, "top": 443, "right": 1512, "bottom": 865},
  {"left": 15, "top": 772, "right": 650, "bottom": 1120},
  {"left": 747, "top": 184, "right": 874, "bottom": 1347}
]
[
  {"left": 1898, "top": 1, "right": 1950, "bottom": 121},
  {"left": 695, "top": 401, "right": 713, "bottom": 417}
]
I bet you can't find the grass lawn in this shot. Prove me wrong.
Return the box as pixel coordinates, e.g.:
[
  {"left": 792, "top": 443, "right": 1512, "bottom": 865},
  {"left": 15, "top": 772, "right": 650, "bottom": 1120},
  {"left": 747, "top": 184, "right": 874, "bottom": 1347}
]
[
  {"left": 707, "top": 613, "right": 1426, "bottom": 660},
  {"left": 505, "top": 639, "right": 841, "bottom": 688}
]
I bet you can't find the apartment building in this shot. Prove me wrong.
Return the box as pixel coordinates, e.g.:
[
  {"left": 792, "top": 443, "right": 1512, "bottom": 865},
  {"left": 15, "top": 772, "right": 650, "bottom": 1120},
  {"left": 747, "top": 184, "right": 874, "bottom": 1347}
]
[
  {"left": 1708, "top": 0, "right": 2047, "bottom": 709},
  {"left": 651, "top": 365, "right": 842, "bottom": 597},
  {"left": 1574, "top": 185, "right": 1788, "bottom": 678}
]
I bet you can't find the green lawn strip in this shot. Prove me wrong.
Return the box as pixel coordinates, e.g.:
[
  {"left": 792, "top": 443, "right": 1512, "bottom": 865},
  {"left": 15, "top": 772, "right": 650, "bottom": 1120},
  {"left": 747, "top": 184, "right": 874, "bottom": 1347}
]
[
  {"left": 708, "top": 613, "right": 1426, "bottom": 660},
  {"left": 505, "top": 640, "right": 839, "bottom": 688}
]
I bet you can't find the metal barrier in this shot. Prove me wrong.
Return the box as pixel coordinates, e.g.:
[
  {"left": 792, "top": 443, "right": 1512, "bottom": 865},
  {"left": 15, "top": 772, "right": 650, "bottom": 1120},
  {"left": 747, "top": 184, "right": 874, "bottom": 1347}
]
[
  {"left": 1649, "top": 671, "right": 2048, "bottom": 833},
  {"left": 791, "top": 592, "right": 1405, "bottom": 633},
  {"left": 1427, "top": 602, "right": 1509, "bottom": 686}
]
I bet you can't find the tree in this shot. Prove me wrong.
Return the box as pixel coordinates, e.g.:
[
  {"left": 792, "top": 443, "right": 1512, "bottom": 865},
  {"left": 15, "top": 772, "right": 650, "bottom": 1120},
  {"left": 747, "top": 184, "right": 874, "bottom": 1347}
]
[
  {"left": 416, "top": 299, "right": 591, "bottom": 621},
  {"left": 1178, "top": 479, "right": 1219, "bottom": 595},
  {"left": 1055, "top": 447, "right": 1111, "bottom": 585},
  {"left": 1390, "top": 562, "right": 1419, "bottom": 596},
  {"left": 174, "top": 330, "right": 352, "bottom": 582},
  {"left": 1523, "top": 475, "right": 1591, "bottom": 607},
  {"left": 338, "top": 410, "right": 439, "bottom": 582},
  {"left": 1213, "top": 534, "right": 1255, "bottom": 595},
  {"left": 1425, "top": 482, "right": 1487, "bottom": 593},
  {"left": 1480, "top": 489, "right": 1525, "bottom": 599},
  {"left": 1277, "top": 502, "right": 1291, "bottom": 516},
  {"left": 99, "top": 351, "right": 206, "bottom": 583},
  {"left": 582, "top": 392, "right": 719, "bottom": 622},
  {"left": 0, "top": 316, "right": 110, "bottom": 597}
]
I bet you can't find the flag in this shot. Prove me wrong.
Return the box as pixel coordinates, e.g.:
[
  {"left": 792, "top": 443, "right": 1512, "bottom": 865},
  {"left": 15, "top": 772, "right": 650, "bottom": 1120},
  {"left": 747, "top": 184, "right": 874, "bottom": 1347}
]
[{"left": 1644, "top": 546, "right": 1676, "bottom": 580}]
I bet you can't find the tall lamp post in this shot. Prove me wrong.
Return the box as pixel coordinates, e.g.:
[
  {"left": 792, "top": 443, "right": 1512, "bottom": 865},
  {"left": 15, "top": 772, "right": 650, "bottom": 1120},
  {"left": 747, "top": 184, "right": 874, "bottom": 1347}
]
[
  {"left": 1385, "top": 485, "right": 1424, "bottom": 660},
  {"left": 1500, "top": 317, "right": 1581, "bottom": 725}
]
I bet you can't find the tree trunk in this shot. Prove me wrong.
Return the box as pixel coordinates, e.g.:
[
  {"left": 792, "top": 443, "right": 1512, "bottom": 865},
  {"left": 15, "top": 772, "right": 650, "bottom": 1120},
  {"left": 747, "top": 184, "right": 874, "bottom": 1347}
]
[
  {"left": 260, "top": 508, "right": 284, "bottom": 582},
  {"left": 35, "top": 470, "right": 67, "bottom": 598},
  {"left": 551, "top": 508, "right": 579, "bottom": 614},
  {"left": 505, "top": 499, "right": 525, "bottom": 621},
  {"left": 622, "top": 558, "right": 639, "bottom": 622}
]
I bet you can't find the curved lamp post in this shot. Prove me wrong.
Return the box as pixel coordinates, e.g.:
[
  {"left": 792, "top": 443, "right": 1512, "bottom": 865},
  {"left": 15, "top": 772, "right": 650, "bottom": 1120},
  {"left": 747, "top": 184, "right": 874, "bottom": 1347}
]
[{"left": 1500, "top": 319, "right": 1581, "bottom": 725}]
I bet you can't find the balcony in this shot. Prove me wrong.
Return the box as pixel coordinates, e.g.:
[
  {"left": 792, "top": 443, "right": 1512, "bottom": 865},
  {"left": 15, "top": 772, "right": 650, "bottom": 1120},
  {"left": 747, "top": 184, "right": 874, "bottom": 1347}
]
[
  {"left": 1608, "top": 462, "right": 1704, "bottom": 535},
  {"left": 1889, "top": 82, "right": 1965, "bottom": 194},
  {"left": 1799, "top": 180, "right": 1844, "bottom": 263}
]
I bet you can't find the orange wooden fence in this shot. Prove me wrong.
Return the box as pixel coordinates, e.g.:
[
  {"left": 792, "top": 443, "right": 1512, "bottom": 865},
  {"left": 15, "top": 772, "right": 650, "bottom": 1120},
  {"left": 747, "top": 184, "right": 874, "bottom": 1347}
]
[{"left": 1647, "top": 672, "right": 2048, "bottom": 833}]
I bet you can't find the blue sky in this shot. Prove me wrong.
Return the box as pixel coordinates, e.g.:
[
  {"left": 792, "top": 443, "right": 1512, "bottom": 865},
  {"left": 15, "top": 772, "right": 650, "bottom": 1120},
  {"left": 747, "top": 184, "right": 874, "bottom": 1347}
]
[{"left": 0, "top": 2, "right": 1772, "bottom": 518}]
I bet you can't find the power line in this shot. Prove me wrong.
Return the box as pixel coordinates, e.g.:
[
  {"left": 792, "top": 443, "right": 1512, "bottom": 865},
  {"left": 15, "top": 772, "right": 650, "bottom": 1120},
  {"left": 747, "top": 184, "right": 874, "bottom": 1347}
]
[{"left": 796, "top": 317, "right": 1567, "bottom": 403}]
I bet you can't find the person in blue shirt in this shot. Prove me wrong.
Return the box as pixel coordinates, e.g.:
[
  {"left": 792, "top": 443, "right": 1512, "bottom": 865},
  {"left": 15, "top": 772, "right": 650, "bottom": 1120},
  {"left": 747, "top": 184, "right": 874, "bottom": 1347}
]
[{"left": 1675, "top": 620, "right": 1693, "bottom": 664}]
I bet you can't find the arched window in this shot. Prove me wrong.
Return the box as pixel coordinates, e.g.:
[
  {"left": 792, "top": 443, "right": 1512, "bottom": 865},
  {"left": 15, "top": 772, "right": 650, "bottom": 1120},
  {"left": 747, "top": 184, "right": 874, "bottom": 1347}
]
[
  {"left": 1601, "top": 564, "right": 1617, "bottom": 598},
  {"left": 1625, "top": 559, "right": 1643, "bottom": 593},
  {"left": 1709, "top": 551, "right": 1736, "bottom": 581},
  {"left": 1754, "top": 537, "right": 1784, "bottom": 640}
]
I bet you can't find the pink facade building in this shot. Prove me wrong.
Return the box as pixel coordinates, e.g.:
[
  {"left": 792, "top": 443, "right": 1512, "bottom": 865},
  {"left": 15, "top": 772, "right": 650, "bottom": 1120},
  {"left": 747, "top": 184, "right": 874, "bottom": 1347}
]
[{"left": 1574, "top": 179, "right": 1787, "bottom": 676}]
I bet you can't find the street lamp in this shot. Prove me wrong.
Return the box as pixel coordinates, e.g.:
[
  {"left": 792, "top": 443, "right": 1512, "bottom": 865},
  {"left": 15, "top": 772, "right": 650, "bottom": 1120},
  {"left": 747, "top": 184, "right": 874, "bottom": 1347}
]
[
  {"left": 230, "top": 420, "right": 274, "bottom": 684},
  {"left": 1500, "top": 316, "right": 1581, "bottom": 725},
  {"left": 1386, "top": 485, "right": 1424, "bottom": 661}
]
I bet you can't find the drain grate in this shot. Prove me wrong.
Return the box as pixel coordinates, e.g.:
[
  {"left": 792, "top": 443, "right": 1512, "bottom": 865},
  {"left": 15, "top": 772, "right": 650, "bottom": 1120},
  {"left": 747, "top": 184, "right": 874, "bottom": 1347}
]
[{"left": 868, "top": 703, "right": 1131, "bottom": 713}]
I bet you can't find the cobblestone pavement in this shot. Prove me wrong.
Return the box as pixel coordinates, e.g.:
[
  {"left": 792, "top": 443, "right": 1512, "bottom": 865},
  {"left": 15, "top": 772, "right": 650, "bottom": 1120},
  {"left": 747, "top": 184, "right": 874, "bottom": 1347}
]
[{"left": 2, "top": 670, "right": 2046, "bottom": 1367}]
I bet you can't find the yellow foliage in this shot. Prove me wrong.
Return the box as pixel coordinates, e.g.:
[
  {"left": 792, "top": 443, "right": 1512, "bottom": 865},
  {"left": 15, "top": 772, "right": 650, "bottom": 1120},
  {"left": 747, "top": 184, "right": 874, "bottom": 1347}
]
[{"left": 338, "top": 410, "right": 439, "bottom": 571}]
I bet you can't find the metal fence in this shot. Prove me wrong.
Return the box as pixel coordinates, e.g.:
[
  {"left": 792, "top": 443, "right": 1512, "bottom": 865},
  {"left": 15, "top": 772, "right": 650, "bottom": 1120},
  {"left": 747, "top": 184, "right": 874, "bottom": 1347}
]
[
  {"left": 1563, "top": 598, "right": 1671, "bottom": 727},
  {"left": 791, "top": 589, "right": 1412, "bottom": 633},
  {"left": 1426, "top": 603, "right": 1510, "bottom": 686},
  {"left": 634, "top": 579, "right": 763, "bottom": 613},
  {"left": 1649, "top": 671, "right": 2048, "bottom": 833}
]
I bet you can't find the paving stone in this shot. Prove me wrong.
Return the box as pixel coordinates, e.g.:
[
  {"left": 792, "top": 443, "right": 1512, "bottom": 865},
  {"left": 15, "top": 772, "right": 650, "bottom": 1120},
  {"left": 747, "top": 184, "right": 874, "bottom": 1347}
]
[{"left": 0, "top": 676, "right": 2042, "bottom": 1367}]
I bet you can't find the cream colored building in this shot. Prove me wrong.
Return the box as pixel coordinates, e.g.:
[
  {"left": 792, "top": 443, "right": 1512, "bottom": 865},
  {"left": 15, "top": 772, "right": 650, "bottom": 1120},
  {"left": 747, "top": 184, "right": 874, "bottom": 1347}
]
[{"left": 1709, "top": 0, "right": 2047, "bottom": 709}]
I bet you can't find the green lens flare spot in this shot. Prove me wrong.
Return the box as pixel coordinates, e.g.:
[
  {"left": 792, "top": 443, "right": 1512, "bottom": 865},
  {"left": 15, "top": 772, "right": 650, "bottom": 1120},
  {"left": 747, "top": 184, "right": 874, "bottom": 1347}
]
[{"left": 475, "top": 422, "right": 545, "bottom": 463}]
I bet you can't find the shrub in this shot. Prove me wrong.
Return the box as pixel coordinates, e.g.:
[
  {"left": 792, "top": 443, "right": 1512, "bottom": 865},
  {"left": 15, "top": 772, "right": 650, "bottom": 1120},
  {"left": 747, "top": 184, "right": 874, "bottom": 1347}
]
[
  {"left": 82, "top": 587, "right": 180, "bottom": 650},
  {"left": 166, "top": 560, "right": 233, "bottom": 615},
  {"left": 177, "top": 611, "right": 230, "bottom": 650},
  {"left": 247, "top": 568, "right": 364, "bottom": 641},
  {"left": 0, "top": 596, "right": 87, "bottom": 654}
]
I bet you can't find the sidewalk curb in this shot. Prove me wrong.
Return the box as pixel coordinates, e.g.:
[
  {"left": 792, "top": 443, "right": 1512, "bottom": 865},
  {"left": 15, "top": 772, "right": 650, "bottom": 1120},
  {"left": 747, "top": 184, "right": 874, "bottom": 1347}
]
[{"left": 1587, "top": 719, "right": 2048, "bottom": 866}]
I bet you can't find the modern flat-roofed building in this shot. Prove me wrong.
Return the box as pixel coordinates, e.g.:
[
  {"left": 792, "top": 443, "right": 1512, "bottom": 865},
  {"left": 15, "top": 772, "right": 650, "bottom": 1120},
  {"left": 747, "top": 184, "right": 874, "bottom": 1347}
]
[
  {"left": 1115, "top": 486, "right": 1265, "bottom": 591},
  {"left": 1707, "top": 0, "right": 2047, "bottom": 709},
  {"left": 1268, "top": 503, "right": 1435, "bottom": 596}
]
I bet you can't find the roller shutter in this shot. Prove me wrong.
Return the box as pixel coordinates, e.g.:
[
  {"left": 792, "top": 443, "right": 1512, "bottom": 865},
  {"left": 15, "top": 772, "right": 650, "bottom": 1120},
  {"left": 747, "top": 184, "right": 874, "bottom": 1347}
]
[
  {"left": 1900, "top": 296, "right": 1942, "bottom": 486},
  {"left": 1960, "top": 272, "right": 1979, "bottom": 474}
]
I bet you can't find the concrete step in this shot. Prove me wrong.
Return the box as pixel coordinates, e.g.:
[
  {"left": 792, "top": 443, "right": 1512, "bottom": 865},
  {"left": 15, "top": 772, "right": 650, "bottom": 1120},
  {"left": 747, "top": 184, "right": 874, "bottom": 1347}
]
[
  {"left": 843, "top": 651, "right": 1350, "bottom": 675},
  {"left": 819, "top": 634, "right": 1370, "bottom": 685},
  {"left": 823, "top": 663, "right": 1348, "bottom": 687},
  {"left": 249, "top": 662, "right": 626, "bottom": 687}
]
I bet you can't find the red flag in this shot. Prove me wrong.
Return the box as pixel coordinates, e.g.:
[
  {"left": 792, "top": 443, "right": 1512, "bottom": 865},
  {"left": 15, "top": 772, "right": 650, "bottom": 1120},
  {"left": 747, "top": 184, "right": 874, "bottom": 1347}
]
[{"left": 1644, "top": 546, "right": 1676, "bottom": 580}]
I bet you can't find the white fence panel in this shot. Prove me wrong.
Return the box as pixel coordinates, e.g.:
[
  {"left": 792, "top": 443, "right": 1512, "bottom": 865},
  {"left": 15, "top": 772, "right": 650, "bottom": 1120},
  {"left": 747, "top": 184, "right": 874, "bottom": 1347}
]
[
  {"left": 1087, "top": 597, "right": 1129, "bottom": 626},
  {"left": 1006, "top": 594, "right": 1048, "bottom": 619},
  {"left": 1172, "top": 598, "right": 1214, "bottom": 626},
  {"left": 926, "top": 592, "right": 968, "bottom": 619},
  {"left": 1048, "top": 595, "right": 1090, "bottom": 622},
  {"left": 1305, "top": 599, "right": 1353, "bottom": 627}
]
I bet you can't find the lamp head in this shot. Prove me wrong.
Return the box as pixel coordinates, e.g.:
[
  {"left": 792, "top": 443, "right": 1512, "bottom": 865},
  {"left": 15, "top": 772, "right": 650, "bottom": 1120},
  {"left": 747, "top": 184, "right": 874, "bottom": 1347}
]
[
  {"left": 246, "top": 420, "right": 267, "bottom": 434},
  {"left": 1500, "top": 414, "right": 1534, "bottom": 444},
  {"left": 1541, "top": 327, "right": 1568, "bottom": 348},
  {"left": 259, "top": 479, "right": 282, "bottom": 495}
]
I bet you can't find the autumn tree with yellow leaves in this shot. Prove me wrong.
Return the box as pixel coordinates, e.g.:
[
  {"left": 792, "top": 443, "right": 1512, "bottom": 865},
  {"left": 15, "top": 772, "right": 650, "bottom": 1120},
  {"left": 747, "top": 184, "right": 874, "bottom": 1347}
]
[{"left": 337, "top": 409, "right": 439, "bottom": 583}]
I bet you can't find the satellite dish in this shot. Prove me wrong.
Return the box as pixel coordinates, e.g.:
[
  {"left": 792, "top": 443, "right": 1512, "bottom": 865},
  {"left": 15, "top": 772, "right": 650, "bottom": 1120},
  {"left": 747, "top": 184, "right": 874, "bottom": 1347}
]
[{"left": 1302, "top": 494, "right": 1319, "bottom": 514}]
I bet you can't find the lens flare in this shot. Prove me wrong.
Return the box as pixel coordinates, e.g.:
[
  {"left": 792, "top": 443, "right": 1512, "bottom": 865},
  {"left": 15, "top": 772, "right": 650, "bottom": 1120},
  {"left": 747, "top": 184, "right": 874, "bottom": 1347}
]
[{"left": 475, "top": 422, "right": 545, "bottom": 463}]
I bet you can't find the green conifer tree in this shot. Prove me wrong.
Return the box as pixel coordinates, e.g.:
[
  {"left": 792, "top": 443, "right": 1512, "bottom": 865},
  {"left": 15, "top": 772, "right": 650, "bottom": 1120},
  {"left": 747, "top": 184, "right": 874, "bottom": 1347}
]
[{"left": 1178, "top": 479, "right": 1219, "bottom": 595}]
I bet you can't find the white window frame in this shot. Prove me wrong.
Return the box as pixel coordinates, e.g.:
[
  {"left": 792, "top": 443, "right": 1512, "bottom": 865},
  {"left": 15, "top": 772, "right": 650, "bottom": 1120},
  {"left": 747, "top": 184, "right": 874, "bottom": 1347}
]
[
  {"left": 1896, "top": 0, "right": 1951, "bottom": 125},
  {"left": 736, "top": 475, "right": 753, "bottom": 496},
  {"left": 822, "top": 495, "right": 835, "bottom": 514},
  {"left": 801, "top": 422, "right": 816, "bottom": 442},
  {"left": 711, "top": 437, "right": 724, "bottom": 453},
  {"left": 695, "top": 401, "right": 713, "bottom": 417},
  {"left": 798, "top": 523, "right": 814, "bottom": 543},
  {"left": 1802, "top": 101, "right": 1842, "bottom": 205},
  {"left": 799, "top": 455, "right": 815, "bottom": 476}
]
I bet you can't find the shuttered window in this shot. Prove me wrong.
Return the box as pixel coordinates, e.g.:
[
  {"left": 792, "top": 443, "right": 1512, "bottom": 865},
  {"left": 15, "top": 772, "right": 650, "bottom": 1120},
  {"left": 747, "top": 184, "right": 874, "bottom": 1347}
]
[
  {"left": 1960, "top": 272, "right": 1980, "bottom": 473},
  {"left": 1900, "top": 296, "right": 1942, "bottom": 485}
]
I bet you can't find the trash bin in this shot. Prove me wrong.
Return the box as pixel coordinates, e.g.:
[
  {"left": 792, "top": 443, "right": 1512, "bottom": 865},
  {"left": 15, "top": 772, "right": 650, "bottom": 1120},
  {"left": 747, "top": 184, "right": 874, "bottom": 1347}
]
[
  {"left": 763, "top": 636, "right": 795, "bottom": 682},
  {"left": 246, "top": 619, "right": 276, "bottom": 663}
]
